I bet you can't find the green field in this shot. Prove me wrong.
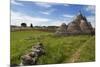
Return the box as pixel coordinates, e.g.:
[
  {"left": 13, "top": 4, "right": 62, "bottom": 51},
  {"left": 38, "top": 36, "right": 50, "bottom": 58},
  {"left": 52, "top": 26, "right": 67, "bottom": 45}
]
[{"left": 10, "top": 30, "right": 95, "bottom": 65}]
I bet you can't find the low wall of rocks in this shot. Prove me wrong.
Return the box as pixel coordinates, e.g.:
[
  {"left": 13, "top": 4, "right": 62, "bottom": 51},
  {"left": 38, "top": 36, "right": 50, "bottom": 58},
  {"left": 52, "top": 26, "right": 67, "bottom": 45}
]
[
  {"left": 20, "top": 42, "right": 45, "bottom": 66},
  {"left": 10, "top": 42, "right": 45, "bottom": 67}
]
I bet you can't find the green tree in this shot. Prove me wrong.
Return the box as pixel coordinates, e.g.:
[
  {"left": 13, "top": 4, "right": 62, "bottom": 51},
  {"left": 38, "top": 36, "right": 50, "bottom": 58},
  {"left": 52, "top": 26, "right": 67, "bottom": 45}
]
[
  {"left": 21, "top": 23, "right": 27, "bottom": 27},
  {"left": 30, "top": 23, "right": 33, "bottom": 28}
]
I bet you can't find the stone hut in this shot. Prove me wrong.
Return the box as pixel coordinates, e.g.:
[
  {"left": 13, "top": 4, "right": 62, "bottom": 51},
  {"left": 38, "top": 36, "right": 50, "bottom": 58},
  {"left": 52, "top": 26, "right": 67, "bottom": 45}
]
[
  {"left": 55, "top": 23, "right": 68, "bottom": 34},
  {"left": 55, "top": 11, "right": 94, "bottom": 35}
]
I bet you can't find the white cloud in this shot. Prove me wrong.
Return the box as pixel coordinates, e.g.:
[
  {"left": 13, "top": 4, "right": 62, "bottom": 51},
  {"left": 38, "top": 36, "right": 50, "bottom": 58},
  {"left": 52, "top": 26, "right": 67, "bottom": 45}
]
[
  {"left": 11, "top": 0, "right": 23, "bottom": 6},
  {"left": 40, "top": 8, "right": 55, "bottom": 15},
  {"left": 63, "top": 14, "right": 74, "bottom": 18},
  {"left": 11, "top": 11, "right": 51, "bottom": 26},
  {"left": 40, "top": 12, "right": 50, "bottom": 15},
  {"left": 34, "top": 2, "right": 52, "bottom": 8},
  {"left": 85, "top": 5, "right": 95, "bottom": 14}
]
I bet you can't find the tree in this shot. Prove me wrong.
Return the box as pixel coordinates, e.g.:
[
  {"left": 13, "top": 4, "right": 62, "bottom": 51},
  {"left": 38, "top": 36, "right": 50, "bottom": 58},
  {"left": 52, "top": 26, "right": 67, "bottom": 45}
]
[
  {"left": 21, "top": 23, "right": 27, "bottom": 27},
  {"left": 30, "top": 23, "right": 33, "bottom": 28}
]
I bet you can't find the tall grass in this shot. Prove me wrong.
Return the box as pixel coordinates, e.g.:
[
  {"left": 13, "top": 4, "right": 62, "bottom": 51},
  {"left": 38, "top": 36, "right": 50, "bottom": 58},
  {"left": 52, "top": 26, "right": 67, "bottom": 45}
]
[
  {"left": 75, "top": 36, "right": 95, "bottom": 62},
  {"left": 10, "top": 31, "right": 95, "bottom": 65}
]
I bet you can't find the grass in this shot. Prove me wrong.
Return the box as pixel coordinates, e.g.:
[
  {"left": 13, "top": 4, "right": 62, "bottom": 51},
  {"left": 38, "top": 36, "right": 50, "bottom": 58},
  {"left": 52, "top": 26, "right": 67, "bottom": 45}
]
[{"left": 10, "top": 30, "right": 95, "bottom": 65}]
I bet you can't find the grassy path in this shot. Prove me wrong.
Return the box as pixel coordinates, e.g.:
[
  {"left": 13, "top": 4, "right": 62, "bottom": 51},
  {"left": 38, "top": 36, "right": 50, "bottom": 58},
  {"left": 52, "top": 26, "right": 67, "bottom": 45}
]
[{"left": 68, "top": 36, "right": 95, "bottom": 63}]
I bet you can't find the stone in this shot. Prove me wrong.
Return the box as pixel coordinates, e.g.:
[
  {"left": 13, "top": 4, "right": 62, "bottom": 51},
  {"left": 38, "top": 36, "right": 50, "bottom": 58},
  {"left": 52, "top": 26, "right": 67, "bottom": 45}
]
[
  {"left": 20, "top": 54, "right": 37, "bottom": 65},
  {"left": 31, "top": 42, "right": 45, "bottom": 57}
]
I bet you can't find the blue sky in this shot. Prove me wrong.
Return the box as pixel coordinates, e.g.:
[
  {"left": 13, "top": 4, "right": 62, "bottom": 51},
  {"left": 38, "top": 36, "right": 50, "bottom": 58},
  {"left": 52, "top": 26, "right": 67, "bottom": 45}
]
[{"left": 11, "top": 0, "right": 95, "bottom": 27}]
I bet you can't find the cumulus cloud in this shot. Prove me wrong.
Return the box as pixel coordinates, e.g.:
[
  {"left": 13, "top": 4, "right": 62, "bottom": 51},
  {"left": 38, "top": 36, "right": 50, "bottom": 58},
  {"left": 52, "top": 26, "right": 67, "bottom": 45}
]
[{"left": 11, "top": 11, "right": 51, "bottom": 26}]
